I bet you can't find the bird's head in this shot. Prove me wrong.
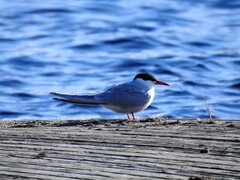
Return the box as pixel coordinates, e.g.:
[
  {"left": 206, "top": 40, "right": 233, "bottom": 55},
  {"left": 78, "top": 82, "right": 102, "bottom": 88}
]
[{"left": 133, "top": 73, "right": 169, "bottom": 87}]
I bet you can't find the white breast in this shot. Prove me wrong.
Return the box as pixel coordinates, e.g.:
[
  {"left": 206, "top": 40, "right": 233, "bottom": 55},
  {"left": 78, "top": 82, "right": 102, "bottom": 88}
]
[{"left": 145, "top": 87, "right": 155, "bottom": 108}]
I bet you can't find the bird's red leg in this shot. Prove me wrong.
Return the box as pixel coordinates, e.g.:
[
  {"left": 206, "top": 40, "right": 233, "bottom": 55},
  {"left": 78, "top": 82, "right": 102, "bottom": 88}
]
[
  {"left": 131, "top": 113, "right": 135, "bottom": 120},
  {"left": 127, "top": 114, "right": 130, "bottom": 120}
]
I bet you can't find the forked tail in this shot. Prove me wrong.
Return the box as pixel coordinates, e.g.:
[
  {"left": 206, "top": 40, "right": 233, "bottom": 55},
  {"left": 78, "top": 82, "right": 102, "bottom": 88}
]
[{"left": 50, "top": 92, "right": 106, "bottom": 106}]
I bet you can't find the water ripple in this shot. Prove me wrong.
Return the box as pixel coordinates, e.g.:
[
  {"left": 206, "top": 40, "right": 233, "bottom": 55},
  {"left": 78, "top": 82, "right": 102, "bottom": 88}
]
[{"left": 0, "top": 0, "right": 240, "bottom": 120}]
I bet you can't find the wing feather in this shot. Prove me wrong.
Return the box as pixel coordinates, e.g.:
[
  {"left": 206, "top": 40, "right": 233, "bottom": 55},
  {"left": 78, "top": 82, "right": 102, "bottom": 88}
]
[
  {"left": 50, "top": 92, "right": 106, "bottom": 105},
  {"left": 95, "top": 82, "right": 151, "bottom": 108}
]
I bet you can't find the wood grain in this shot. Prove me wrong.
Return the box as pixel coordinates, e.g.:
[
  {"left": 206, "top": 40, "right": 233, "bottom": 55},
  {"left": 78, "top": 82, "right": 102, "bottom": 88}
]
[{"left": 0, "top": 119, "right": 239, "bottom": 179}]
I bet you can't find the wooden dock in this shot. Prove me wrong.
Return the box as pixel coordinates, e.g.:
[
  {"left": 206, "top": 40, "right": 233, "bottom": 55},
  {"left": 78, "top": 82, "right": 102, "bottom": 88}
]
[{"left": 0, "top": 119, "right": 239, "bottom": 179}]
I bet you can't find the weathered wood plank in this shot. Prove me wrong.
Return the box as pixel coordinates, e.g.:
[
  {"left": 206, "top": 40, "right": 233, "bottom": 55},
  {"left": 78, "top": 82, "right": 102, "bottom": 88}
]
[
  {"left": 0, "top": 119, "right": 239, "bottom": 179},
  {"left": 0, "top": 141, "right": 238, "bottom": 167}
]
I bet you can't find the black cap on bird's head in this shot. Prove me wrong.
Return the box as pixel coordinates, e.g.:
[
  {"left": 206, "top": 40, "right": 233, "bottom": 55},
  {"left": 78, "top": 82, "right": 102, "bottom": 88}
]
[
  {"left": 133, "top": 73, "right": 157, "bottom": 81},
  {"left": 133, "top": 73, "right": 169, "bottom": 86}
]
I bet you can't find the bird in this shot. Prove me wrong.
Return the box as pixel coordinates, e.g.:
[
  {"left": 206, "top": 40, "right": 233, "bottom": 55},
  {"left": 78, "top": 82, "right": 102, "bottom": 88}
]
[{"left": 50, "top": 73, "right": 169, "bottom": 120}]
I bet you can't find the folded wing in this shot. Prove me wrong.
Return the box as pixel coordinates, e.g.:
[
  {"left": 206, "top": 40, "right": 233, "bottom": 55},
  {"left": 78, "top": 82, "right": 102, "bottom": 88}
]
[
  {"left": 50, "top": 92, "right": 106, "bottom": 106},
  {"left": 95, "top": 82, "right": 151, "bottom": 108}
]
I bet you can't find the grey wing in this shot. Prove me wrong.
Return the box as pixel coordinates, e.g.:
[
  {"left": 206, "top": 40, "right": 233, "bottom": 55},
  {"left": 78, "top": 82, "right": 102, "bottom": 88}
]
[
  {"left": 95, "top": 83, "right": 150, "bottom": 107},
  {"left": 50, "top": 92, "right": 106, "bottom": 106}
]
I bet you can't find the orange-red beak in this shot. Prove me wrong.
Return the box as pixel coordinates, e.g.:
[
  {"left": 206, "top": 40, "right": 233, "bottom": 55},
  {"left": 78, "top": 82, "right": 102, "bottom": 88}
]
[{"left": 154, "top": 81, "right": 169, "bottom": 86}]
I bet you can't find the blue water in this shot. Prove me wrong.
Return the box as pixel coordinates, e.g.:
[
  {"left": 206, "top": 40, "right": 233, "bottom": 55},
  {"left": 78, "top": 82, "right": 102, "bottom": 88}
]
[{"left": 0, "top": 0, "right": 240, "bottom": 120}]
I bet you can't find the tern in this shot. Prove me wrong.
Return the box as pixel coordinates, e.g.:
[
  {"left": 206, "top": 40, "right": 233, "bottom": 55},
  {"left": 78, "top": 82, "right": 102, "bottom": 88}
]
[{"left": 50, "top": 73, "right": 169, "bottom": 120}]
